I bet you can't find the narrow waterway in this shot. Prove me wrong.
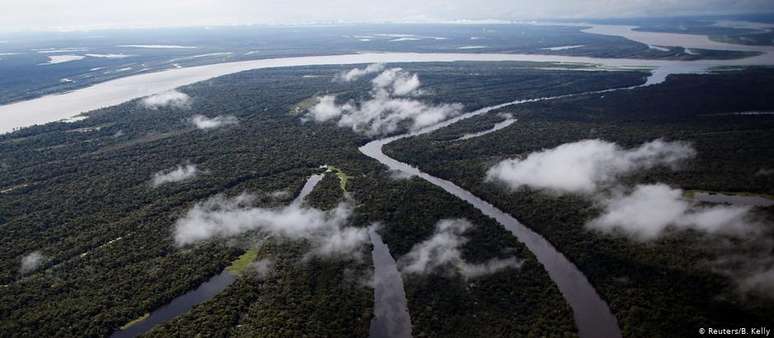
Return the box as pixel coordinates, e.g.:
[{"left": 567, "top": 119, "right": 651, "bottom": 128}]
[
  {"left": 291, "top": 173, "right": 325, "bottom": 206},
  {"left": 109, "top": 271, "right": 236, "bottom": 338},
  {"left": 368, "top": 226, "right": 413, "bottom": 338},
  {"left": 109, "top": 173, "right": 325, "bottom": 337},
  {"left": 359, "top": 90, "right": 635, "bottom": 338}
]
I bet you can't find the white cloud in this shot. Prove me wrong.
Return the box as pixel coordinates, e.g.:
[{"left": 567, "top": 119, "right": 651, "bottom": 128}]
[
  {"left": 41, "top": 55, "right": 85, "bottom": 65},
  {"left": 191, "top": 114, "right": 238, "bottom": 130},
  {"left": 269, "top": 190, "right": 291, "bottom": 199},
  {"left": 312, "top": 224, "right": 370, "bottom": 258},
  {"left": 371, "top": 68, "right": 421, "bottom": 96},
  {"left": 756, "top": 168, "right": 774, "bottom": 176},
  {"left": 388, "top": 168, "right": 415, "bottom": 180},
  {"left": 173, "top": 194, "right": 369, "bottom": 259},
  {"left": 306, "top": 68, "right": 463, "bottom": 136},
  {"left": 152, "top": 164, "right": 199, "bottom": 186},
  {"left": 486, "top": 139, "right": 695, "bottom": 194},
  {"left": 308, "top": 95, "right": 349, "bottom": 122},
  {"left": 497, "top": 112, "right": 514, "bottom": 119},
  {"left": 739, "top": 267, "right": 774, "bottom": 299},
  {"left": 335, "top": 96, "right": 462, "bottom": 136},
  {"left": 587, "top": 184, "right": 757, "bottom": 241},
  {"left": 481, "top": 136, "right": 773, "bottom": 299},
  {"left": 335, "top": 63, "right": 384, "bottom": 82},
  {"left": 704, "top": 235, "right": 774, "bottom": 299},
  {"left": 398, "top": 219, "right": 522, "bottom": 278},
  {"left": 459, "top": 256, "right": 524, "bottom": 278},
  {"left": 250, "top": 258, "right": 274, "bottom": 279},
  {"left": 20, "top": 251, "right": 45, "bottom": 274},
  {"left": 141, "top": 90, "right": 192, "bottom": 109}
]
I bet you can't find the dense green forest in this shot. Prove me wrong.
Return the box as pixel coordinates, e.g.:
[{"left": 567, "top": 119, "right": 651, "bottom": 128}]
[
  {"left": 0, "top": 63, "right": 647, "bottom": 336},
  {"left": 386, "top": 68, "right": 774, "bottom": 337}
]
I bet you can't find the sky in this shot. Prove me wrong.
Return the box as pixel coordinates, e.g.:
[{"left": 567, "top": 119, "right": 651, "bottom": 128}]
[{"left": 1, "top": 0, "right": 773, "bottom": 32}]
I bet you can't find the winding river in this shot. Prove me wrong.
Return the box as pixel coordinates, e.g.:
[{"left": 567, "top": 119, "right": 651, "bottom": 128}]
[
  {"left": 359, "top": 90, "right": 631, "bottom": 338},
  {"left": 3, "top": 22, "right": 773, "bottom": 338}
]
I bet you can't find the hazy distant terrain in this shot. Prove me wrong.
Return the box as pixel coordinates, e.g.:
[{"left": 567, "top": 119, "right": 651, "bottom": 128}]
[{"left": 0, "top": 21, "right": 755, "bottom": 105}]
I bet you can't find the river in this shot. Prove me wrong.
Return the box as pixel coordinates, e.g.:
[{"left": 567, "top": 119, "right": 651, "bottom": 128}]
[
  {"left": 109, "top": 173, "right": 325, "bottom": 337},
  {"left": 368, "top": 226, "right": 412, "bottom": 338},
  {"left": 359, "top": 91, "right": 629, "bottom": 338},
  {"left": 291, "top": 173, "right": 325, "bottom": 207},
  {"left": 355, "top": 29, "right": 774, "bottom": 333},
  {"left": 109, "top": 271, "right": 236, "bottom": 338},
  {"left": 582, "top": 24, "right": 774, "bottom": 54},
  {"left": 3, "top": 23, "right": 774, "bottom": 133}
]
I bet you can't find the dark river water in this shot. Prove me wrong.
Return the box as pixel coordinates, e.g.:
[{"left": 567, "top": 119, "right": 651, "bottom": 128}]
[{"left": 109, "top": 271, "right": 236, "bottom": 338}]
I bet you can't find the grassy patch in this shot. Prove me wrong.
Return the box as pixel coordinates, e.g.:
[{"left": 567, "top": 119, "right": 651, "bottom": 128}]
[
  {"left": 226, "top": 248, "right": 259, "bottom": 275},
  {"left": 325, "top": 165, "right": 351, "bottom": 192},
  {"left": 289, "top": 96, "right": 320, "bottom": 116}
]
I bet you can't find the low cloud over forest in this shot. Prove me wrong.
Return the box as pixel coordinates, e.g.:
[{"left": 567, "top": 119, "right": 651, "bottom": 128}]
[
  {"left": 306, "top": 65, "right": 463, "bottom": 136},
  {"left": 398, "top": 219, "right": 522, "bottom": 279},
  {"left": 486, "top": 139, "right": 695, "bottom": 194},
  {"left": 151, "top": 164, "right": 199, "bottom": 186},
  {"left": 142, "top": 90, "right": 192, "bottom": 109},
  {"left": 173, "top": 193, "right": 369, "bottom": 260},
  {"left": 486, "top": 138, "right": 773, "bottom": 297}
]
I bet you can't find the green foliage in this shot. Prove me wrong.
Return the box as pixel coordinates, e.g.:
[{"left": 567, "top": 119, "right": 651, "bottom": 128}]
[
  {"left": 226, "top": 248, "right": 259, "bottom": 275},
  {"left": 306, "top": 172, "right": 347, "bottom": 210},
  {"left": 325, "top": 165, "right": 351, "bottom": 192}
]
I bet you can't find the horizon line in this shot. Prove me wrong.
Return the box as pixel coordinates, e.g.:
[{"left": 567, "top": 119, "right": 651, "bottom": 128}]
[{"left": 1, "top": 11, "right": 774, "bottom": 35}]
